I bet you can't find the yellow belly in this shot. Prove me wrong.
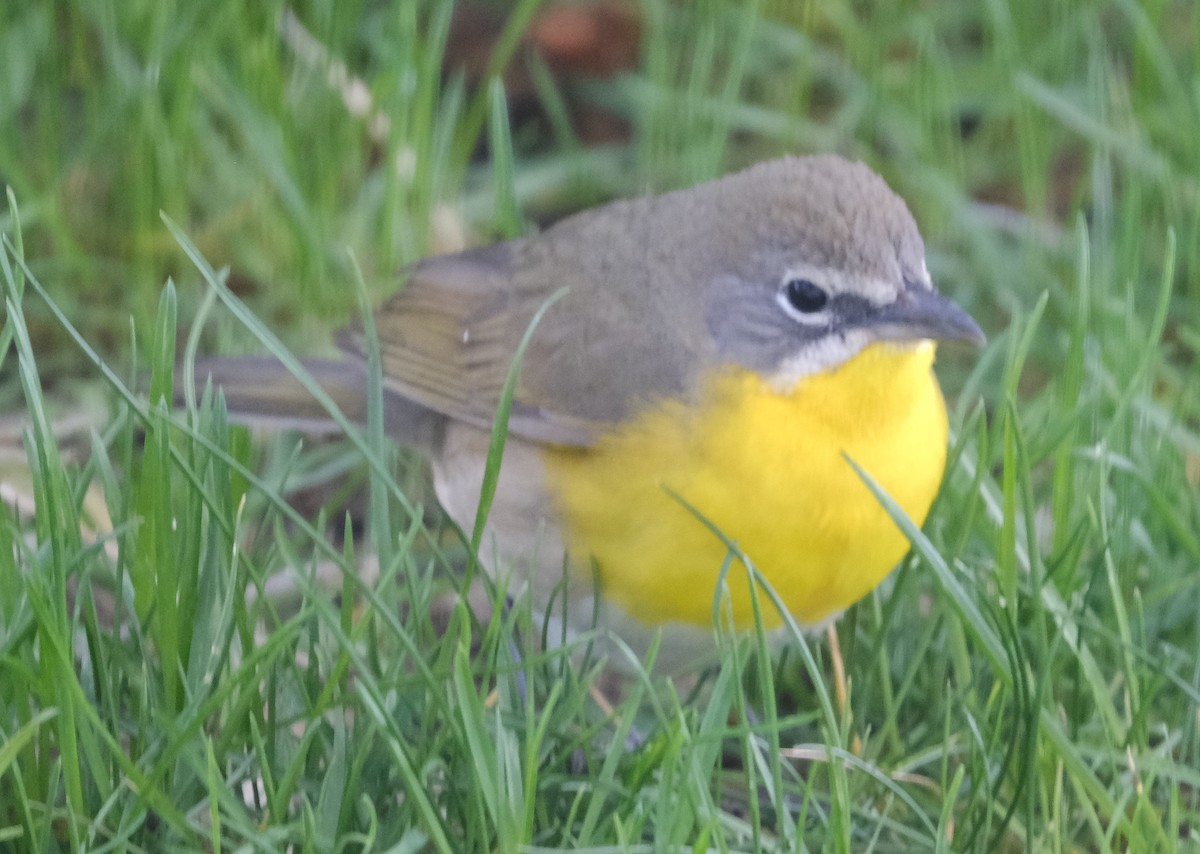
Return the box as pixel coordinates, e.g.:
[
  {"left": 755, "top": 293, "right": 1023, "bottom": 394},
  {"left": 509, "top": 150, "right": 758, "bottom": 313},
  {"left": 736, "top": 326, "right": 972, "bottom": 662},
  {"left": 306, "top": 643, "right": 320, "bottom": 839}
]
[{"left": 542, "top": 341, "right": 949, "bottom": 629}]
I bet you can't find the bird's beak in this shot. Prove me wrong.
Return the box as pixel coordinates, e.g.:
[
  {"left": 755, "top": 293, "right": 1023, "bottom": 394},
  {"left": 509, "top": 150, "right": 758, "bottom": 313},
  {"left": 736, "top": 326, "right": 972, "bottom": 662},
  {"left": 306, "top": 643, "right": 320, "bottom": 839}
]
[{"left": 873, "top": 284, "right": 985, "bottom": 346}]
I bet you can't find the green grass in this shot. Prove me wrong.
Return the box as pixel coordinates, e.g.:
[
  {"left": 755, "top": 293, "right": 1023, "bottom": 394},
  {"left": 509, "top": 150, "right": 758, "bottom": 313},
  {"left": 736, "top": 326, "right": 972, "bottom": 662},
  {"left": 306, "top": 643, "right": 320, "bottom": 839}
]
[{"left": 2, "top": 0, "right": 1199, "bottom": 850}]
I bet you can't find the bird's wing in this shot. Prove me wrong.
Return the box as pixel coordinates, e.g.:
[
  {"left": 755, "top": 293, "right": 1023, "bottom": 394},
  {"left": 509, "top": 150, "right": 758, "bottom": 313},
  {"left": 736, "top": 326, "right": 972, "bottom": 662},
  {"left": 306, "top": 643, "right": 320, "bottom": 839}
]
[
  {"left": 339, "top": 199, "right": 709, "bottom": 447},
  {"left": 337, "top": 241, "right": 611, "bottom": 447}
]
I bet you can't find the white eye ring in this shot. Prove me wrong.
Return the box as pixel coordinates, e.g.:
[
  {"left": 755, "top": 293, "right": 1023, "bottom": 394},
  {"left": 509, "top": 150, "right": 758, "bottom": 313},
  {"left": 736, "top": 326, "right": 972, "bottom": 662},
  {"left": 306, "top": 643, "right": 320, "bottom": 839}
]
[{"left": 777, "top": 276, "right": 831, "bottom": 325}]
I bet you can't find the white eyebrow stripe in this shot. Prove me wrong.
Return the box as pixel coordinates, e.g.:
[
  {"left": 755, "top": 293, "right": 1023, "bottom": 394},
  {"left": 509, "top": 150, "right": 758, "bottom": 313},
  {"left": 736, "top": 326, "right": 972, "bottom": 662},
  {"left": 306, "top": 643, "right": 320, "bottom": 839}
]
[{"left": 781, "top": 264, "right": 897, "bottom": 306}]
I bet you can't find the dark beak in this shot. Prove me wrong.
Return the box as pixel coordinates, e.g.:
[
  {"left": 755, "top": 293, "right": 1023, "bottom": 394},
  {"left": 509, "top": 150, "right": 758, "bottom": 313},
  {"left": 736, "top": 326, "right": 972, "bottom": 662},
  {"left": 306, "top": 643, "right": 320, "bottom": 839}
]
[{"left": 873, "top": 283, "right": 985, "bottom": 346}]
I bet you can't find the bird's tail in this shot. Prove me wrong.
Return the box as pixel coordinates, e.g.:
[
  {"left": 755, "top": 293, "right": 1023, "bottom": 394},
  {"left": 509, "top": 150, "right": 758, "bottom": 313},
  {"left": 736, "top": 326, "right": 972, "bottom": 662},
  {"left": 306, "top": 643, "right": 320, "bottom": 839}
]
[{"left": 179, "top": 356, "right": 442, "bottom": 452}]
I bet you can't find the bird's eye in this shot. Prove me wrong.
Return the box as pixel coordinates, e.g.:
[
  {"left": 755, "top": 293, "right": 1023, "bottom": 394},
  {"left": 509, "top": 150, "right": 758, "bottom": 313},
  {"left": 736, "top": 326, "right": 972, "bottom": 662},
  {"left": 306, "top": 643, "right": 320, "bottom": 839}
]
[{"left": 782, "top": 278, "right": 828, "bottom": 313}]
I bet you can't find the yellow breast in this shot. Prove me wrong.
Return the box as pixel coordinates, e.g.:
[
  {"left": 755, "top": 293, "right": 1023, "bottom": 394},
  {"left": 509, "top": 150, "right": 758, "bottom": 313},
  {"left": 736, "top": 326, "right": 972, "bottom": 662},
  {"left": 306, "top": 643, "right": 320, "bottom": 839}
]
[{"left": 542, "top": 341, "right": 950, "bottom": 630}]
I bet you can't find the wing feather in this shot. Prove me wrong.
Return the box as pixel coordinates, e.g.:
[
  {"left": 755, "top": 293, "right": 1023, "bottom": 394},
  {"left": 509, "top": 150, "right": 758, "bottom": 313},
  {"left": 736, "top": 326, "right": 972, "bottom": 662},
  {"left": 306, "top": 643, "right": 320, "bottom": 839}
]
[{"left": 338, "top": 242, "right": 605, "bottom": 446}]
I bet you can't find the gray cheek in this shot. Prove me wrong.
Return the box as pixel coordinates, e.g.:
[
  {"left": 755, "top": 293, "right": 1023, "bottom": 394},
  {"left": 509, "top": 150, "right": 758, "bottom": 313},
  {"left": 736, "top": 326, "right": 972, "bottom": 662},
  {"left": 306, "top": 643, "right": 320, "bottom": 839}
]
[{"left": 705, "top": 275, "right": 816, "bottom": 374}]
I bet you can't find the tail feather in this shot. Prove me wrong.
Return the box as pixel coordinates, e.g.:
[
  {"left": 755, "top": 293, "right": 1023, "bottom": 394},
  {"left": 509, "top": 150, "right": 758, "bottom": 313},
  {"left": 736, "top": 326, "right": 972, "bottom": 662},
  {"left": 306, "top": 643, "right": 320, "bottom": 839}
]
[{"left": 180, "top": 356, "right": 443, "bottom": 452}]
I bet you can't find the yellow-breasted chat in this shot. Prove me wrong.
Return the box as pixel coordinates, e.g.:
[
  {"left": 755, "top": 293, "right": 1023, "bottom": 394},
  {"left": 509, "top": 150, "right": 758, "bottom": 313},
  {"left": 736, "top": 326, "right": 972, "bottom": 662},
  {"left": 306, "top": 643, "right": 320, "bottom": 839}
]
[{"left": 195, "top": 154, "right": 984, "bottom": 673}]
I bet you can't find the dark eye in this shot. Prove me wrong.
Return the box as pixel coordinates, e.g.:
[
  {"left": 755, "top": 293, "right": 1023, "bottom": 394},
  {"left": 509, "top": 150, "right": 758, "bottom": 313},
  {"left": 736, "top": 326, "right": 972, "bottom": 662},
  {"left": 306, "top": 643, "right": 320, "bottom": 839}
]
[{"left": 783, "top": 278, "right": 828, "bottom": 313}]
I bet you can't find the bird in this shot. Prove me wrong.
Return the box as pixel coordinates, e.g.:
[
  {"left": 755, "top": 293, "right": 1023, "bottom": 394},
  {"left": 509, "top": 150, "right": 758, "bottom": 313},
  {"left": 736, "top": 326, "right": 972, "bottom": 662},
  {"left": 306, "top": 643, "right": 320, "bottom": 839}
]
[{"left": 195, "top": 154, "right": 984, "bottom": 673}]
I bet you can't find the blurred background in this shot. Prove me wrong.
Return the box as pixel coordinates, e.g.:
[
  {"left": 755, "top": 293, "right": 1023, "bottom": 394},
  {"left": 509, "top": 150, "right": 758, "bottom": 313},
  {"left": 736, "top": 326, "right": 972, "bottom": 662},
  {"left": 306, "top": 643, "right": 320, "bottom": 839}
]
[
  {"left": 5, "top": 1, "right": 1194, "bottom": 381},
  {"left": 1, "top": 1, "right": 1198, "bottom": 850}
]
